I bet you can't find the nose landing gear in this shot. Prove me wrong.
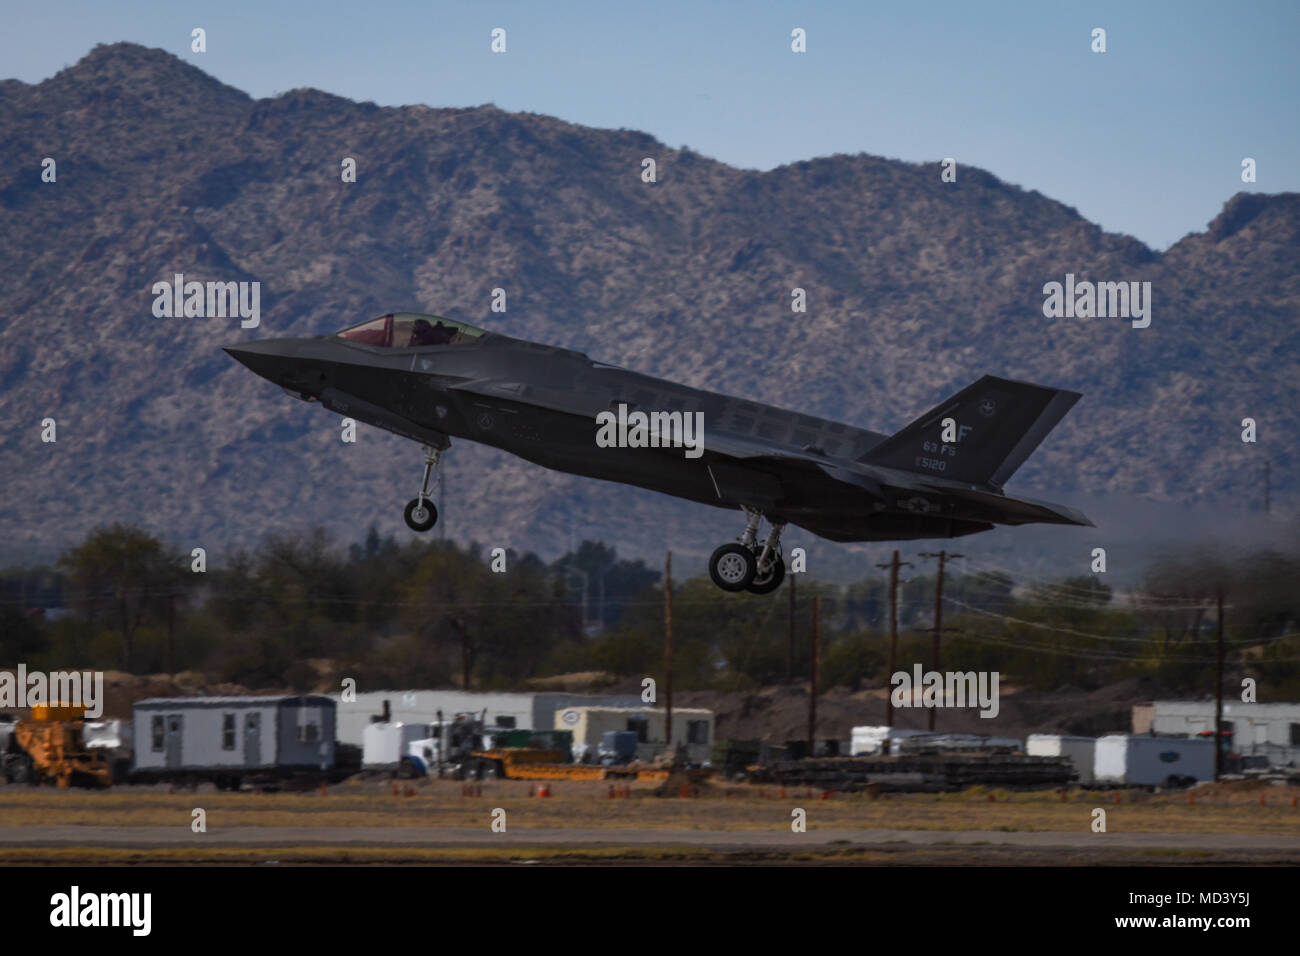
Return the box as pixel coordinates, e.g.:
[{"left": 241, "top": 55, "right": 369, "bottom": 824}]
[
  {"left": 708, "top": 506, "right": 786, "bottom": 594},
  {"left": 404, "top": 444, "right": 442, "bottom": 532}
]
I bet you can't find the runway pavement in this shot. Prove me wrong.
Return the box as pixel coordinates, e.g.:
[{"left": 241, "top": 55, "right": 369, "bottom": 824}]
[{"left": 3, "top": 826, "right": 1298, "bottom": 850}]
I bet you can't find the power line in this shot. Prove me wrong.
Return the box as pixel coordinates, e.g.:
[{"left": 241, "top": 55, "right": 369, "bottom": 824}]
[{"left": 943, "top": 596, "right": 1299, "bottom": 646}]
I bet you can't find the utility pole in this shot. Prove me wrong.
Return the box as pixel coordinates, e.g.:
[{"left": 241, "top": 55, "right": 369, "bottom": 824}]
[
  {"left": 565, "top": 567, "right": 590, "bottom": 632},
  {"left": 166, "top": 591, "right": 176, "bottom": 679},
  {"left": 1215, "top": 585, "right": 1225, "bottom": 781},
  {"left": 876, "top": 550, "right": 912, "bottom": 726},
  {"left": 596, "top": 568, "right": 606, "bottom": 635},
  {"left": 919, "top": 550, "right": 963, "bottom": 731},
  {"left": 664, "top": 551, "right": 673, "bottom": 748},
  {"left": 457, "top": 618, "right": 471, "bottom": 690},
  {"left": 787, "top": 574, "right": 797, "bottom": 684},
  {"left": 808, "top": 594, "right": 821, "bottom": 757}
]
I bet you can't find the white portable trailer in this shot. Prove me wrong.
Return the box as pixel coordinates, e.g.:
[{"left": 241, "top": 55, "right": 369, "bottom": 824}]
[{"left": 1094, "top": 734, "right": 1214, "bottom": 787}]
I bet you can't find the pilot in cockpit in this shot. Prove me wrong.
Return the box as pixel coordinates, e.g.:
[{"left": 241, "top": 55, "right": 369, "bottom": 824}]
[{"left": 411, "top": 318, "right": 456, "bottom": 346}]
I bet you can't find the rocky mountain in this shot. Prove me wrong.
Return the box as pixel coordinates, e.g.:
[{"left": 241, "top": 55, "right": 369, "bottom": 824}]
[{"left": 0, "top": 43, "right": 1295, "bottom": 574}]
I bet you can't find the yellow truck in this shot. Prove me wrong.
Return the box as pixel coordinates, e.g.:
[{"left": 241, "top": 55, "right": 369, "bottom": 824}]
[
  {"left": 3, "top": 704, "right": 113, "bottom": 789},
  {"left": 470, "top": 748, "right": 671, "bottom": 782}
]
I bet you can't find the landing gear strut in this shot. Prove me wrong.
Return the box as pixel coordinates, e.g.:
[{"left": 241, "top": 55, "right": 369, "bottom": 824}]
[
  {"left": 403, "top": 444, "right": 441, "bottom": 532},
  {"left": 749, "top": 521, "right": 787, "bottom": 594},
  {"left": 708, "top": 506, "right": 786, "bottom": 594}
]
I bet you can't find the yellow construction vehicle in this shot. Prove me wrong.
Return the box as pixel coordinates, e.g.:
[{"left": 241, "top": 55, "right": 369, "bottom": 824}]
[
  {"left": 469, "top": 747, "right": 673, "bottom": 782},
  {"left": 3, "top": 704, "right": 112, "bottom": 789}
]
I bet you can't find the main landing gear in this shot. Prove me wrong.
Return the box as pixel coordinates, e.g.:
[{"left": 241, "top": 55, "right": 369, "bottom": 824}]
[
  {"left": 403, "top": 444, "right": 441, "bottom": 532},
  {"left": 708, "top": 506, "right": 786, "bottom": 595}
]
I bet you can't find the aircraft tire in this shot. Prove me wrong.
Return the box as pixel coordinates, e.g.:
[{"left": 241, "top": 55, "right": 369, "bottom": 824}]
[
  {"left": 8, "top": 754, "right": 32, "bottom": 785},
  {"left": 709, "top": 543, "right": 757, "bottom": 592},
  {"left": 404, "top": 498, "right": 438, "bottom": 532},
  {"left": 747, "top": 554, "right": 785, "bottom": 594}
]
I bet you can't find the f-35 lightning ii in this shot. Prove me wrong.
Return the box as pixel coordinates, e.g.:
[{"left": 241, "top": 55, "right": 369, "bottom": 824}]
[{"left": 226, "top": 312, "right": 1091, "bottom": 594}]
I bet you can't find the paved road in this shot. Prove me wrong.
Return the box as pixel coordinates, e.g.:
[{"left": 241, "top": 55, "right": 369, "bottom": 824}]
[{"left": 2, "top": 826, "right": 1297, "bottom": 850}]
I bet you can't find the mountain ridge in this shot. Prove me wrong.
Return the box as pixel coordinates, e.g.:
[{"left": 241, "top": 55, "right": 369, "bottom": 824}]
[{"left": 0, "top": 43, "right": 1294, "bottom": 571}]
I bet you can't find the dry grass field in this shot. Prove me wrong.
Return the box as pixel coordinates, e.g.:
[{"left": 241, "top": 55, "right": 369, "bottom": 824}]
[{"left": 0, "top": 778, "right": 1296, "bottom": 835}]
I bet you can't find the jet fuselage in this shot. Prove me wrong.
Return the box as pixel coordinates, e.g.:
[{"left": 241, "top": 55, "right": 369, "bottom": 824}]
[{"left": 226, "top": 317, "right": 1090, "bottom": 544}]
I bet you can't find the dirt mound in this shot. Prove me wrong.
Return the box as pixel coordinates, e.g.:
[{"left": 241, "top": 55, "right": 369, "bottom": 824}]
[
  {"left": 95, "top": 672, "right": 263, "bottom": 718},
  {"left": 526, "top": 671, "right": 617, "bottom": 692}
]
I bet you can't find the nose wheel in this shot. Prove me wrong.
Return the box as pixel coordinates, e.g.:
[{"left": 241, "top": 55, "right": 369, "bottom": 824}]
[
  {"left": 404, "top": 498, "right": 438, "bottom": 532},
  {"left": 404, "top": 444, "right": 442, "bottom": 532}
]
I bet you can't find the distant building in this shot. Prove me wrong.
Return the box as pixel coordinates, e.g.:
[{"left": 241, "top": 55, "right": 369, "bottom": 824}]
[
  {"left": 1136, "top": 700, "right": 1300, "bottom": 768},
  {"left": 557, "top": 705, "right": 714, "bottom": 764},
  {"left": 1131, "top": 703, "right": 1154, "bottom": 735},
  {"left": 332, "top": 690, "right": 644, "bottom": 747}
]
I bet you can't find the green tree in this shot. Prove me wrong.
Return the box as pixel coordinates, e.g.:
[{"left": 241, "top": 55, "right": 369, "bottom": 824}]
[{"left": 57, "top": 524, "right": 185, "bottom": 671}]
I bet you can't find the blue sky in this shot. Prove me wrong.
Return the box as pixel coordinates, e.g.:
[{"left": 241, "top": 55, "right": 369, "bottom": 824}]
[{"left": 4, "top": 0, "right": 1297, "bottom": 249}]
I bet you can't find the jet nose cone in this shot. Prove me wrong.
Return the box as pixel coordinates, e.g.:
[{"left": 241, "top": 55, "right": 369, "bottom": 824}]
[{"left": 224, "top": 338, "right": 303, "bottom": 386}]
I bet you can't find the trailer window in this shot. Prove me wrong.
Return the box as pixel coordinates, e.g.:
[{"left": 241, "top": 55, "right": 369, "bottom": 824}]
[
  {"left": 298, "top": 722, "right": 319, "bottom": 744},
  {"left": 222, "top": 713, "right": 236, "bottom": 750},
  {"left": 686, "top": 720, "right": 709, "bottom": 745},
  {"left": 1291, "top": 724, "right": 1300, "bottom": 746},
  {"left": 151, "top": 715, "right": 164, "bottom": 752},
  {"left": 496, "top": 716, "right": 516, "bottom": 728}
]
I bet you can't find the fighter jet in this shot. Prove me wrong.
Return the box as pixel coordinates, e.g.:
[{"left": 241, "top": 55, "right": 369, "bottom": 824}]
[{"left": 226, "top": 312, "right": 1091, "bottom": 594}]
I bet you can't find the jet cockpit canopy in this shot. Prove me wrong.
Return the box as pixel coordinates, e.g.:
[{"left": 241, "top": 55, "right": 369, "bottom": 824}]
[{"left": 336, "top": 312, "right": 486, "bottom": 348}]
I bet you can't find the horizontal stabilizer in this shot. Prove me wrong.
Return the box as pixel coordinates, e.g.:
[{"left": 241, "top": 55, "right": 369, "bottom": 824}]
[{"left": 919, "top": 483, "right": 1093, "bottom": 527}]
